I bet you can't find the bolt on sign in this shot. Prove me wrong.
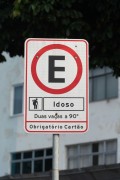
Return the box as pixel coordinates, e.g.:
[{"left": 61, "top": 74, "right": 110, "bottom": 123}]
[{"left": 24, "top": 39, "right": 89, "bottom": 133}]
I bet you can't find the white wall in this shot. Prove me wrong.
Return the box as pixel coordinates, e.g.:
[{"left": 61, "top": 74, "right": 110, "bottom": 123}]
[{"left": 0, "top": 53, "right": 120, "bottom": 176}]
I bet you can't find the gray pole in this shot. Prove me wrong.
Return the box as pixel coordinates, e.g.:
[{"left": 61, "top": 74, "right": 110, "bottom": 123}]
[{"left": 52, "top": 134, "right": 59, "bottom": 180}]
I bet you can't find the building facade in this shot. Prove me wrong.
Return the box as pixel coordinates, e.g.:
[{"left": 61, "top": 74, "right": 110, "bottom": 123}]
[{"left": 0, "top": 52, "right": 120, "bottom": 177}]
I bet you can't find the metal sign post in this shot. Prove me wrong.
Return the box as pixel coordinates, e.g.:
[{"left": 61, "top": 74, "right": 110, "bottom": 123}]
[
  {"left": 52, "top": 134, "right": 59, "bottom": 180},
  {"left": 24, "top": 38, "right": 89, "bottom": 178}
]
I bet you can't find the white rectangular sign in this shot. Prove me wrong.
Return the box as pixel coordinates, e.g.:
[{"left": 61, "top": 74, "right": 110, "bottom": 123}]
[{"left": 24, "top": 39, "right": 89, "bottom": 133}]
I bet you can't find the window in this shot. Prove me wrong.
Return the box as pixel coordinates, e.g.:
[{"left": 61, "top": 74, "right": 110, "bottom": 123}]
[
  {"left": 11, "top": 148, "right": 52, "bottom": 175},
  {"left": 13, "top": 84, "right": 23, "bottom": 115},
  {"left": 89, "top": 67, "right": 118, "bottom": 102},
  {"left": 67, "top": 139, "right": 117, "bottom": 169}
]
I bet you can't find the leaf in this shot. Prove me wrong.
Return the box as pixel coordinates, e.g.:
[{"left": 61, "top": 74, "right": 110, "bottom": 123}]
[
  {"left": 107, "top": 31, "right": 113, "bottom": 38},
  {"left": 0, "top": 54, "right": 6, "bottom": 63}
]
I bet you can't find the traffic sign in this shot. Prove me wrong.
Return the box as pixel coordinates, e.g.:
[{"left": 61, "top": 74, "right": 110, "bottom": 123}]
[{"left": 24, "top": 39, "right": 89, "bottom": 133}]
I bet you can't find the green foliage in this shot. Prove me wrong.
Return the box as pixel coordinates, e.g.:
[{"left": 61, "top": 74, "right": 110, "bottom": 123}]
[{"left": 0, "top": 0, "right": 120, "bottom": 75}]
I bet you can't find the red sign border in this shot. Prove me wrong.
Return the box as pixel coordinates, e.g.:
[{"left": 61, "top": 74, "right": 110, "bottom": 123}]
[
  {"left": 25, "top": 39, "right": 89, "bottom": 133},
  {"left": 31, "top": 44, "right": 82, "bottom": 94}
]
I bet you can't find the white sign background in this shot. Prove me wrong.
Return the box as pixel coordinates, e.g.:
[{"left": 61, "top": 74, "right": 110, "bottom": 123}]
[{"left": 24, "top": 39, "right": 89, "bottom": 133}]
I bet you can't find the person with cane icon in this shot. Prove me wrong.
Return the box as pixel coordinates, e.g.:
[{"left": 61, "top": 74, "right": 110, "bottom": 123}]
[{"left": 32, "top": 98, "right": 38, "bottom": 109}]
